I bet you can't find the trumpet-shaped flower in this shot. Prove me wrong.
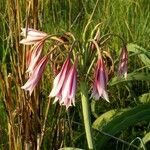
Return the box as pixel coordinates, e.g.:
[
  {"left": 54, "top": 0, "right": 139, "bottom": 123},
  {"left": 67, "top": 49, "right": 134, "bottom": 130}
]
[
  {"left": 20, "top": 28, "right": 47, "bottom": 45},
  {"left": 91, "top": 57, "right": 109, "bottom": 102},
  {"left": 21, "top": 55, "right": 48, "bottom": 95},
  {"left": 118, "top": 46, "right": 128, "bottom": 79},
  {"left": 60, "top": 59, "right": 77, "bottom": 109},
  {"left": 49, "top": 57, "right": 71, "bottom": 97},
  {"left": 49, "top": 56, "right": 77, "bottom": 109},
  {"left": 26, "top": 41, "right": 44, "bottom": 73}
]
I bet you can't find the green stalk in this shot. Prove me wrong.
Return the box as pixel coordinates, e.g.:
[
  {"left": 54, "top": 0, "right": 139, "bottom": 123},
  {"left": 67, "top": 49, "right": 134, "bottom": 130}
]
[{"left": 80, "top": 81, "right": 94, "bottom": 150}]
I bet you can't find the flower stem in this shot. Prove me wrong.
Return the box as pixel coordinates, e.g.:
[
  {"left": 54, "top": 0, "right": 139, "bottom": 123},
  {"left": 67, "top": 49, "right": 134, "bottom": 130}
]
[{"left": 80, "top": 81, "right": 94, "bottom": 150}]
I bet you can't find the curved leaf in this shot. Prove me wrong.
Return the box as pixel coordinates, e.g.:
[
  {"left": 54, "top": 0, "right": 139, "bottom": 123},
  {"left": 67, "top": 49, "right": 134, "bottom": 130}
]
[
  {"left": 109, "top": 72, "right": 150, "bottom": 86},
  {"left": 92, "top": 104, "right": 150, "bottom": 149},
  {"left": 139, "top": 93, "right": 150, "bottom": 103},
  {"left": 127, "top": 43, "right": 150, "bottom": 56},
  {"left": 127, "top": 43, "right": 150, "bottom": 67},
  {"left": 92, "top": 108, "right": 128, "bottom": 127},
  {"left": 140, "top": 132, "right": 150, "bottom": 148},
  {"left": 91, "top": 100, "right": 99, "bottom": 118}
]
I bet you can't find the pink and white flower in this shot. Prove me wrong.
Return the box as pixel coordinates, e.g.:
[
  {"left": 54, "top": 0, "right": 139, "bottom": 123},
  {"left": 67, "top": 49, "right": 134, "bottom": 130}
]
[
  {"left": 21, "top": 55, "right": 49, "bottom": 95},
  {"left": 26, "top": 41, "right": 44, "bottom": 73},
  {"left": 118, "top": 46, "right": 128, "bottom": 79},
  {"left": 91, "top": 57, "right": 109, "bottom": 102},
  {"left": 60, "top": 59, "right": 77, "bottom": 108},
  {"left": 20, "top": 28, "right": 47, "bottom": 45},
  {"left": 49, "top": 56, "right": 77, "bottom": 109},
  {"left": 49, "top": 57, "right": 71, "bottom": 98}
]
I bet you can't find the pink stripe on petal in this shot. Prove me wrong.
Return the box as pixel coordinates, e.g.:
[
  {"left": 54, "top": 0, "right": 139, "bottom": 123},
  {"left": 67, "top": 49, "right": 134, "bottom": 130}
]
[
  {"left": 20, "top": 39, "right": 41, "bottom": 45},
  {"left": 69, "top": 73, "right": 76, "bottom": 98},
  {"left": 61, "top": 60, "right": 77, "bottom": 108},
  {"left": 21, "top": 55, "right": 48, "bottom": 95},
  {"left": 26, "top": 41, "right": 44, "bottom": 73},
  {"left": 118, "top": 46, "right": 128, "bottom": 79},
  {"left": 62, "top": 66, "right": 74, "bottom": 98},
  {"left": 91, "top": 57, "right": 109, "bottom": 102},
  {"left": 50, "top": 55, "right": 77, "bottom": 109},
  {"left": 49, "top": 57, "right": 71, "bottom": 97}
]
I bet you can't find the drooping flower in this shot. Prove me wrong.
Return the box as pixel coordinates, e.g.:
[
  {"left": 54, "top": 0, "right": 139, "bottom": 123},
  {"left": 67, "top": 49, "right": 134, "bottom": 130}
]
[
  {"left": 91, "top": 57, "right": 109, "bottom": 102},
  {"left": 60, "top": 58, "right": 77, "bottom": 109},
  {"left": 118, "top": 46, "right": 128, "bottom": 79},
  {"left": 21, "top": 55, "right": 48, "bottom": 95},
  {"left": 49, "top": 57, "right": 71, "bottom": 98},
  {"left": 49, "top": 56, "right": 77, "bottom": 109},
  {"left": 20, "top": 28, "right": 47, "bottom": 45},
  {"left": 26, "top": 41, "right": 44, "bottom": 73}
]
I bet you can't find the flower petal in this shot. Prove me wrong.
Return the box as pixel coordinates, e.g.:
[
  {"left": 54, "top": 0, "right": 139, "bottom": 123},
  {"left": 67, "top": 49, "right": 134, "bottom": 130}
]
[
  {"left": 26, "top": 41, "right": 44, "bottom": 73},
  {"left": 21, "top": 55, "right": 48, "bottom": 95},
  {"left": 20, "top": 28, "right": 47, "bottom": 45},
  {"left": 21, "top": 28, "right": 47, "bottom": 37},
  {"left": 91, "top": 57, "right": 109, "bottom": 102},
  {"left": 49, "top": 57, "right": 71, "bottom": 97},
  {"left": 118, "top": 46, "right": 128, "bottom": 79}
]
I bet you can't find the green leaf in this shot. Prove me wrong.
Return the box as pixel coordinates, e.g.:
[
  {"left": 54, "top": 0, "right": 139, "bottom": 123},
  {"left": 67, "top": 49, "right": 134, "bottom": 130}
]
[
  {"left": 92, "top": 108, "right": 128, "bottom": 127},
  {"left": 127, "top": 43, "right": 150, "bottom": 67},
  {"left": 109, "top": 72, "right": 150, "bottom": 86},
  {"left": 91, "top": 100, "right": 99, "bottom": 118},
  {"left": 92, "top": 104, "right": 150, "bottom": 149},
  {"left": 140, "top": 132, "right": 150, "bottom": 148},
  {"left": 139, "top": 93, "right": 150, "bottom": 103},
  {"left": 127, "top": 43, "right": 150, "bottom": 56}
]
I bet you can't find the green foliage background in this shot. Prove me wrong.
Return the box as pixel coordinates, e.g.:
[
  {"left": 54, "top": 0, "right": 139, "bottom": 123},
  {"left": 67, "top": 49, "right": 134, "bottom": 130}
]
[{"left": 0, "top": 0, "right": 150, "bottom": 149}]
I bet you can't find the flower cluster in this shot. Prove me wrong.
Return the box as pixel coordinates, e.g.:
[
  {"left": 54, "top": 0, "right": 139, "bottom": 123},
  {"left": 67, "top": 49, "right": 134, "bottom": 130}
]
[
  {"left": 49, "top": 56, "right": 77, "bottom": 109},
  {"left": 20, "top": 28, "right": 48, "bottom": 94},
  {"left": 20, "top": 28, "right": 128, "bottom": 108}
]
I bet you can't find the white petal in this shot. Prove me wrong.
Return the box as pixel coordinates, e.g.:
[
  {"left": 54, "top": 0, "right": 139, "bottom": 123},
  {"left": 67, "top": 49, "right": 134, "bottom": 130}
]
[
  {"left": 49, "top": 73, "right": 61, "bottom": 97},
  {"left": 27, "top": 29, "right": 47, "bottom": 37},
  {"left": 49, "top": 58, "right": 71, "bottom": 97},
  {"left": 102, "top": 90, "right": 109, "bottom": 102},
  {"left": 21, "top": 28, "right": 47, "bottom": 37},
  {"left": 26, "top": 42, "right": 43, "bottom": 73}
]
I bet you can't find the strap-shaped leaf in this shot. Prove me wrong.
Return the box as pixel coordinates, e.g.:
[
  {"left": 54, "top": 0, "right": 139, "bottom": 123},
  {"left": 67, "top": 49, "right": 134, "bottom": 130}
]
[
  {"left": 127, "top": 43, "right": 150, "bottom": 67},
  {"left": 92, "top": 104, "right": 150, "bottom": 149},
  {"left": 139, "top": 93, "right": 150, "bottom": 103},
  {"left": 140, "top": 132, "right": 150, "bottom": 148},
  {"left": 109, "top": 72, "right": 150, "bottom": 86}
]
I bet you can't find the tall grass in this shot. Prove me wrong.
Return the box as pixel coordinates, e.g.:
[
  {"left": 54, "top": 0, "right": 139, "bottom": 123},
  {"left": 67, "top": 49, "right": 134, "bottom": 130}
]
[{"left": 0, "top": 0, "right": 150, "bottom": 149}]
